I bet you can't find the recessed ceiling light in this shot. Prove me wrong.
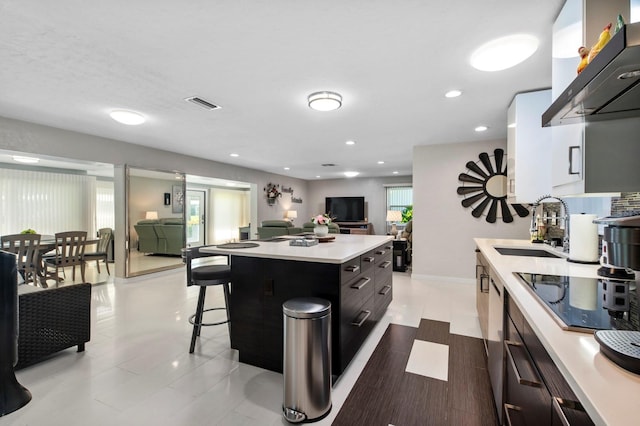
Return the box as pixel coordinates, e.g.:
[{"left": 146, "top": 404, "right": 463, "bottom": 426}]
[
  {"left": 392, "top": 171, "right": 399, "bottom": 175},
  {"left": 345, "top": 140, "right": 356, "bottom": 145},
  {"left": 377, "top": 161, "right": 385, "bottom": 165},
  {"left": 475, "top": 126, "right": 488, "bottom": 132},
  {"left": 13, "top": 155, "right": 39, "bottom": 164},
  {"left": 230, "top": 153, "right": 239, "bottom": 157},
  {"left": 109, "top": 109, "right": 146, "bottom": 125},
  {"left": 445, "top": 90, "right": 462, "bottom": 98},
  {"left": 470, "top": 34, "right": 539, "bottom": 71},
  {"left": 344, "top": 171, "right": 359, "bottom": 178},
  {"left": 308, "top": 91, "right": 342, "bottom": 111},
  {"left": 316, "top": 175, "right": 321, "bottom": 178},
  {"left": 284, "top": 167, "right": 290, "bottom": 170}
]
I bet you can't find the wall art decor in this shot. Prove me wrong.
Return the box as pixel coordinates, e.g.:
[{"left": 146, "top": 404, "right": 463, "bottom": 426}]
[
  {"left": 456, "top": 148, "right": 529, "bottom": 223},
  {"left": 281, "top": 186, "right": 294, "bottom": 194},
  {"left": 264, "top": 183, "right": 282, "bottom": 205},
  {"left": 172, "top": 185, "right": 184, "bottom": 213},
  {"left": 291, "top": 197, "right": 303, "bottom": 204},
  {"left": 164, "top": 192, "right": 171, "bottom": 206}
]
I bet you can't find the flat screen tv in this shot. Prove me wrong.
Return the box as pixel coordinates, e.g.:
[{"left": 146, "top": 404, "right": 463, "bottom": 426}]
[{"left": 325, "top": 196, "right": 365, "bottom": 222}]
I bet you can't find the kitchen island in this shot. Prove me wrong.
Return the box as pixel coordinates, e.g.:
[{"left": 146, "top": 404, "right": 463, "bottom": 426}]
[
  {"left": 201, "top": 234, "right": 394, "bottom": 375},
  {"left": 476, "top": 238, "right": 640, "bottom": 426}
]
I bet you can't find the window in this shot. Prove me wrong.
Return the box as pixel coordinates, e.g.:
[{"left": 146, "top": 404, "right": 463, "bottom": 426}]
[{"left": 386, "top": 185, "right": 413, "bottom": 225}]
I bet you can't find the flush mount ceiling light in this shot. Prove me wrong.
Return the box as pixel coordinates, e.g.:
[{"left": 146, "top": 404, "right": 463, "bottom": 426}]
[
  {"left": 109, "top": 109, "right": 146, "bottom": 125},
  {"left": 13, "top": 155, "right": 39, "bottom": 164},
  {"left": 308, "top": 91, "right": 342, "bottom": 111},
  {"left": 344, "top": 171, "right": 359, "bottom": 178},
  {"left": 475, "top": 126, "right": 489, "bottom": 132},
  {"left": 377, "top": 161, "right": 385, "bottom": 164},
  {"left": 470, "top": 34, "right": 539, "bottom": 71},
  {"left": 445, "top": 90, "right": 462, "bottom": 98}
]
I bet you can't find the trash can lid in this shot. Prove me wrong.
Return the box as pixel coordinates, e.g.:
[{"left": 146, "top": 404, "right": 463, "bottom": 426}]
[{"left": 283, "top": 297, "right": 331, "bottom": 319}]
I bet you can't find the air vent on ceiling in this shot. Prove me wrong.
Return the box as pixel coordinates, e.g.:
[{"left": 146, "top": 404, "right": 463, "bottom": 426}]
[{"left": 185, "top": 96, "right": 221, "bottom": 110}]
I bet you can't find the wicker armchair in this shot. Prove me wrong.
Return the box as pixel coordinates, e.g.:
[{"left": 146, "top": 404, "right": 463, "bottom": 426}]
[{"left": 16, "top": 283, "right": 91, "bottom": 369}]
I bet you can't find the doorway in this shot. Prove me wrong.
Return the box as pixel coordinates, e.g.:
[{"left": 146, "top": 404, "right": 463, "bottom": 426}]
[{"left": 186, "top": 190, "right": 206, "bottom": 247}]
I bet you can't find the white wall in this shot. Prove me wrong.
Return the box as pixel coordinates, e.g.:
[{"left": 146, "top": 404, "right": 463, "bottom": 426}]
[
  {"left": 413, "top": 140, "right": 530, "bottom": 280},
  {"left": 308, "top": 176, "right": 412, "bottom": 234}
]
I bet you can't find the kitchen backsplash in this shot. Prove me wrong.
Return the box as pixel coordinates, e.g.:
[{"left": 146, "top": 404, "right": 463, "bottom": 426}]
[{"left": 611, "top": 192, "right": 640, "bottom": 215}]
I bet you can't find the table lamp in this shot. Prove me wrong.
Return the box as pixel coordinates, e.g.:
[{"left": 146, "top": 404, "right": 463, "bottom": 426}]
[
  {"left": 145, "top": 211, "right": 158, "bottom": 220},
  {"left": 386, "top": 210, "right": 402, "bottom": 237},
  {"left": 286, "top": 210, "right": 298, "bottom": 223}
]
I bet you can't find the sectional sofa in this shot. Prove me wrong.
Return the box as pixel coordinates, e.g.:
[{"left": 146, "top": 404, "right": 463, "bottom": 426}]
[{"left": 134, "top": 218, "right": 185, "bottom": 255}]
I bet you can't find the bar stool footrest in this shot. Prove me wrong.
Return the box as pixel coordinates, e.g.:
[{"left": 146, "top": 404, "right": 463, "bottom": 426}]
[{"left": 189, "top": 307, "right": 230, "bottom": 327}]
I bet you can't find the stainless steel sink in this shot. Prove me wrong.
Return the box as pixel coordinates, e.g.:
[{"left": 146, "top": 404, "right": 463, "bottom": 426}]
[{"left": 494, "top": 247, "right": 562, "bottom": 259}]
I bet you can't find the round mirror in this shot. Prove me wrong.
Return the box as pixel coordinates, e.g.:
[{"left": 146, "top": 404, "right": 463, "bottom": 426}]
[{"left": 485, "top": 175, "right": 507, "bottom": 199}]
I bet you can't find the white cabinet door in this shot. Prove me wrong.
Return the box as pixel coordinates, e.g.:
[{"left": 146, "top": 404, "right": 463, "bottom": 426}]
[{"left": 551, "top": 123, "right": 584, "bottom": 196}]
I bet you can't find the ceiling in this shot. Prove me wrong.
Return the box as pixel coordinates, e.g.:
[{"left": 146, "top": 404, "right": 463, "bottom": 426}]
[{"left": 0, "top": 1, "right": 564, "bottom": 180}]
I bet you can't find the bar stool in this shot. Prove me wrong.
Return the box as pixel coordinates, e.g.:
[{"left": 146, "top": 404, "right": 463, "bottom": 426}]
[{"left": 183, "top": 247, "right": 231, "bottom": 353}]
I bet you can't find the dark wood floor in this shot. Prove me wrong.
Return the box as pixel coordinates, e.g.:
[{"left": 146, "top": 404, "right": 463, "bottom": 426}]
[{"left": 332, "top": 319, "right": 498, "bottom": 426}]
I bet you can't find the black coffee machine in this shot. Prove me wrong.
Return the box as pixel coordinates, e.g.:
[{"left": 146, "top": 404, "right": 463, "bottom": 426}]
[
  {"left": 0, "top": 250, "right": 32, "bottom": 416},
  {"left": 592, "top": 215, "right": 640, "bottom": 374}
]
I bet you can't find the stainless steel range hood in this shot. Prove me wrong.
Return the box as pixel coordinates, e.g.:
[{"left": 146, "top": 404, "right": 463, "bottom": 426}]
[{"left": 542, "top": 22, "right": 640, "bottom": 127}]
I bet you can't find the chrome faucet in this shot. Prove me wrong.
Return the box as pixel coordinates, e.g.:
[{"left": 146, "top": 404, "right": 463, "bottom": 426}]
[{"left": 530, "top": 195, "right": 570, "bottom": 253}]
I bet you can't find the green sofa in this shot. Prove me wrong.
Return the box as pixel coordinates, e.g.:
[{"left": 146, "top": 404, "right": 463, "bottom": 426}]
[
  {"left": 257, "top": 220, "right": 302, "bottom": 239},
  {"left": 134, "top": 218, "right": 185, "bottom": 255}
]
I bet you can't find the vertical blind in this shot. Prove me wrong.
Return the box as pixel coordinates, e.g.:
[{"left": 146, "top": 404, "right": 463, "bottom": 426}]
[
  {"left": 96, "top": 180, "right": 115, "bottom": 231},
  {"left": 209, "top": 188, "right": 250, "bottom": 244},
  {"left": 386, "top": 186, "right": 413, "bottom": 215},
  {"left": 0, "top": 168, "right": 98, "bottom": 237}
]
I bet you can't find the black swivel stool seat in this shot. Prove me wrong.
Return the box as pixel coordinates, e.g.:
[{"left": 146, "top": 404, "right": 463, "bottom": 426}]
[{"left": 183, "top": 247, "right": 231, "bottom": 353}]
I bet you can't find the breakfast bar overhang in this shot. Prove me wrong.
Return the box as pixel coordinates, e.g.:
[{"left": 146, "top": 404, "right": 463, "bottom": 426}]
[{"left": 201, "top": 234, "right": 394, "bottom": 376}]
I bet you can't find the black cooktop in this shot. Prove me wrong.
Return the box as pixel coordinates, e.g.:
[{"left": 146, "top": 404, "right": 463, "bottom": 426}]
[{"left": 515, "top": 272, "right": 639, "bottom": 333}]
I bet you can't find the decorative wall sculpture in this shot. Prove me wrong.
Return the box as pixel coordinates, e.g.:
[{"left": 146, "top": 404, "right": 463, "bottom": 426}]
[{"left": 457, "top": 148, "right": 529, "bottom": 223}]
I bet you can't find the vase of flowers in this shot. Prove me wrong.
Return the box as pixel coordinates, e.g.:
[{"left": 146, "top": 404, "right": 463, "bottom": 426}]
[{"left": 311, "top": 214, "right": 332, "bottom": 237}]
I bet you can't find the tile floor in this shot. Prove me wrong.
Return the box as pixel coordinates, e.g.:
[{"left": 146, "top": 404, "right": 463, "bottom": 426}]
[{"left": 2, "top": 268, "right": 486, "bottom": 426}]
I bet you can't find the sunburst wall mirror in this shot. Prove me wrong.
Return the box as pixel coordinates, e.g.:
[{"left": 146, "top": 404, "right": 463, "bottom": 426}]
[{"left": 457, "top": 148, "right": 529, "bottom": 223}]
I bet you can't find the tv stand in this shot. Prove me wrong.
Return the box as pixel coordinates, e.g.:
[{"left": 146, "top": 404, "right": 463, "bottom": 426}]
[{"left": 336, "top": 222, "right": 371, "bottom": 235}]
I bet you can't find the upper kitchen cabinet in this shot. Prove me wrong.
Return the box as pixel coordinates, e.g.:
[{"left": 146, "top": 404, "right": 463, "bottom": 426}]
[
  {"left": 550, "top": 0, "right": 640, "bottom": 196},
  {"left": 506, "top": 90, "right": 552, "bottom": 204}
]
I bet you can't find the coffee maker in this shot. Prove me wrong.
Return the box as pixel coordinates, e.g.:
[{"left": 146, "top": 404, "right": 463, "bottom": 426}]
[{"left": 592, "top": 214, "right": 640, "bottom": 374}]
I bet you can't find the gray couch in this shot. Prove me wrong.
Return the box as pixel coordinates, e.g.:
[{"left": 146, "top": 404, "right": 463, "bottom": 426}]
[
  {"left": 257, "top": 220, "right": 302, "bottom": 239},
  {"left": 301, "top": 222, "right": 340, "bottom": 234},
  {"left": 134, "top": 218, "right": 185, "bottom": 255}
]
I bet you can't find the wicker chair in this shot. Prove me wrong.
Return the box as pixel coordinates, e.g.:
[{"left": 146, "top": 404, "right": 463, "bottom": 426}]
[{"left": 16, "top": 283, "right": 92, "bottom": 369}]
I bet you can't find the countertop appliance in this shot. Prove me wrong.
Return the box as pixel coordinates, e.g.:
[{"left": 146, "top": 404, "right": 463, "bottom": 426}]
[
  {"left": 592, "top": 214, "right": 640, "bottom": 374},
  {"left": 543, "top": 22, "right": 640, "bottom": 127}
]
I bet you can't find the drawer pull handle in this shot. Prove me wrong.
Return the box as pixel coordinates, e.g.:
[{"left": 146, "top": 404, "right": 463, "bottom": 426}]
[
  {"left": 375, "top": 250, "right": 386, "bottom": 255},
  {"left": 384, "top": 245, "right": 392, "bottom": 250},
  {"left": 345, "top": 265, "right": 360, "bottom": 273},
  {"left": 552, "top": 396, "right": 586, "bottom": 426},
  {"left": 504, "top": 404, "right": 521, "bottom": 426},
  {"left": 351, "top": 277, "right": 371, "bottom": 290},
  {"left": 504, "top": 340, "right": 541, "bottom": 387},
  {"left": 351, "top": 310, "right": 371, "bottom": 327},
  {"left": 362, "top": 256, "right": 375, "bottom": 263},
  {"left": 379, "top": 261, "right": 391, "bottom": 269},
  {"left": 379, "top": 285, "right": 391, "bottom": 295},
  {"left": 480, "top": 274, "right": 489, "bottom": 293}
]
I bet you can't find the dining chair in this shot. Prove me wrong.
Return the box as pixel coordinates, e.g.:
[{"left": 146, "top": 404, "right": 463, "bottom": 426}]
[
  {"left": 43, "top": 231, "right": 87, "bottom": 285},
  {"left": 0, "top": 233, "right": 42, "bottom": 285},
  {"left": 84, "top": 228, "right": 112, "bottom": 275}
]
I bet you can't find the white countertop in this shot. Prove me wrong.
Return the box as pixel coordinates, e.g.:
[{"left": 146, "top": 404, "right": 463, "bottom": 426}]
[
  {"left": 475, "top": 238, "right": 640, "bottom": 426},
  {"left": 200, "top": 234, "right": 394, "bottom": 264}
]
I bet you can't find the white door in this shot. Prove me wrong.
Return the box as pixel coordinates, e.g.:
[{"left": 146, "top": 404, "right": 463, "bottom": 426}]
[{"left": 186, "top": 190, "right": 206, "bottom": 247}]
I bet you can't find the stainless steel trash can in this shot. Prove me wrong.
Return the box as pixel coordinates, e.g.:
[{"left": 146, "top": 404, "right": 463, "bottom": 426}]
[{"left": 282, "top": 297, "right": 331, "bottom": 423}]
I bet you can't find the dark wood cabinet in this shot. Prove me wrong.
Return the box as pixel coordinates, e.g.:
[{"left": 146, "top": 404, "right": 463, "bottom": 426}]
[
  {"left": 504, "top": 291, "right": 594, "bottom": 426},
  {"left": 228, "top": 242, "right": 392, "bottom": 376}
]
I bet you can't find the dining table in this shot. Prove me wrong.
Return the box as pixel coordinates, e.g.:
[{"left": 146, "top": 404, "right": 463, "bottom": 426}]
[{"left": 2, "top": 235, "right": 98, "bottom": 287}]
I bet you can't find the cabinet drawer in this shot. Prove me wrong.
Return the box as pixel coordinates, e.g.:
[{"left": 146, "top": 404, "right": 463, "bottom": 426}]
[
  {"left": 341, "top": 273, "right": 374, "bottom": 315},
  {"left": 506, "top": 292, "right": 525, "bottom": 337},
  {"left": 374, "top": 275, "right": 392, "bottom": 319},
  {"left": 340, "top": 257, "right": 362, "bottom": 284},
  {"left": 340, "top": 295, "right": 375, "bottom": 370},
  {"left": 374, "top": 243, "right": 393, "bottom": 265},
  {"left": 504, "top": 316, "right": 551, "bottom": 425},
  {"left": 360, "top": 249, "right": 376, "bottom": 274}
]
